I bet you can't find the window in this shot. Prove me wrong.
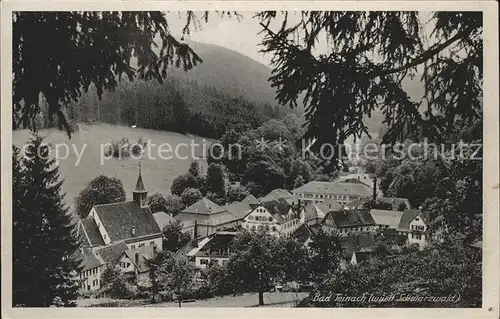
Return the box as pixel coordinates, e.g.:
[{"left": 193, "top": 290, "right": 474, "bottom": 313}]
[
  {"left": 272, "top": 226, "right": 277, "bottom": 231},
  {"left": 150, "top": 241, "right": 155, "bottom": 246},
  {"left": 127, "top": 263, "right": 130, "bottom": 268},
  {"left": 268, "top": 217, "right": 273, "bottom": 222},
  {"left": 200, "top": 259, "right": 209, "bottom": 265},
  {"left": 248, "top": 216, "right": 254, "bottom": 220},
  {"left": 131, "top": 245, "right": 135, "bottom": 249},
  {"left": 139, "top": 243, "right": 145, "bottom": 248}
]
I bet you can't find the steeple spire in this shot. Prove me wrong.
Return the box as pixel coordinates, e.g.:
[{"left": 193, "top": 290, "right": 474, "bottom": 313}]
[{"left": 133, "top": 161, "right": 147, "bottom": 207}]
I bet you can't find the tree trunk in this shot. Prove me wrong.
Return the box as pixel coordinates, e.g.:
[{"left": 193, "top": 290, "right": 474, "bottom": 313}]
[
  {"left": 178, "top": 299, "right": 182, "bottom": 308},
  {"left": 258, "top": 271, "right": 264, "bottom": 306}
]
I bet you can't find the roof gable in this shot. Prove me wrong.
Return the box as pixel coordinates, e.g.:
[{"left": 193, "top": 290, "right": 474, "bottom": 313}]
[
  {"left": 97, "top": 241, "right": 129, "bottom": 266},
  {"left": 397, "top": 210, "right": 424, "bottom": 230},
  {"left": 79, "top": 218, "right": 105, "bottom": 247},
  {"left": 153, "top": 211, "right": 175, "bottom": 230},
  {"left": 325, "top": 209, "right": 375, "bottom": 228},
  {"left": 73, "top": 247, "right": 105, "bottom": 271},
  {"left": 182, "top": 197, "right": 226, "bottom": 215},
  {"left": 370, "top": 209, "right": 404, "bottom": 228},
  {"left": 93, "top": 201, "right": 161, "bottom": 242}
]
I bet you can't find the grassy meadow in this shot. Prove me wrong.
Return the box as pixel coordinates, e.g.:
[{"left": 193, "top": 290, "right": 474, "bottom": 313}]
[{"left": 13, "top": 123, "right": 211, "bottom": 217}]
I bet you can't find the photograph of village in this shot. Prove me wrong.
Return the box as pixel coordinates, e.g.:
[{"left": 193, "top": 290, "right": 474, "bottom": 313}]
[{"left": 9, "top": 10, "right": 483, "bottom": 308}]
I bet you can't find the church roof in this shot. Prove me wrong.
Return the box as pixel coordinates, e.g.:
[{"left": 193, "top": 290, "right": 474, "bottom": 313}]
[
  {"left": 92, "top": 201, "right": 161, "bottom": 242},
  {"left": 78, "top": 217, "right": 105, "bottom": 247},
  {"left": 134, "top": 170, "right": 147, "bottom": 193}
]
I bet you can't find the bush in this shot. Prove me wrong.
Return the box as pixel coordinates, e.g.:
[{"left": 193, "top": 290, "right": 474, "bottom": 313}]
[{"left": 106, "top": 137, "right": 148, "bottom": 159}]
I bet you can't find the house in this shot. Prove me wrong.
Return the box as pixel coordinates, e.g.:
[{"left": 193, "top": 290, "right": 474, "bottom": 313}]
[
  {"left": 187, "top": 231, "right": 237, "bottom": 269},
  {"left": 97, "top": 240, "right": 129, "bottom": 268},
  {"left": 369, "top": 209, "right": 404, "bottom": 230},
  {"left": 78, "top": 166, "right": 163, "bottom": 251},
  {"left": 321, "top": 209, "right": 377, "bottom": 236},
  {"left": 292, "top": 181, "right": 372, "bottom": 205},
  {"left": 153, "top": 211, "right": 175, "bottom": 231},
  {"left": 117, "top": 245, "right": 158, "bottom": 287},
  {"left": 396, "top": 210, "right": 428, "bottom": 248},
  {"left": 241, "top": 198, "right": 303, "bottom": 237},
  {"left": 73, "top": 247, "right": 106, "bottom": 292},
  {"left": 292, "top": 223, "right": 322, "bottom": 247},
  {"left": 176, "top": 198, "right": 241, "bottom": 238},
  {"left": 223, "top": 195, "right": 259, "bottom": 221},
  {"left": 260, "top": 189, "right": 298, "bottom": 206},
  {"left": 302, "top": 199, "right": 343, "bottom": 226},
  {"left": 341, "top": 233, "right": 378, "bottom": 268}
]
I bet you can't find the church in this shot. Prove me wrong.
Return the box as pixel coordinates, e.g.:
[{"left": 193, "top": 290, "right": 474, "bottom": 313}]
[{"left": 75, "top": 165, "right": 164, "bottom": 290}]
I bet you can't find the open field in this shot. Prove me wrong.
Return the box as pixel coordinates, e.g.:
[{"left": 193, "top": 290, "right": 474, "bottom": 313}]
[{"left": 13, "top": 123, "right": 211, "bottom": 214}]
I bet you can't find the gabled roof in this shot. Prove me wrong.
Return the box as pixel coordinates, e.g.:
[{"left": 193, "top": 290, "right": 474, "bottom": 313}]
[
  {"left": 397, "top": 210, "right": 425, "bottom": 231},
  {"left": 370, "top": 209, "right": 404, "bottom": 228},
  {"left": 176, "top": 210, "right": 240, "bottom": 227},
  {"left": 323, "top": 209, "right": 376, "bottom": 228},
  {"left": 182, "top": 198, "right": 226, "bottom": 215},
  {"left": 315, "top": 199, "right": 343, "bottom": 214},
  {"left": 134, "top": 168, "right": 147, "bottom": 193},
  {"left": 153, "top": 211, "right": 175, "bottom": 230},
  {"left": 259, "top": 198, "right": 297, "bottom": 223},
  {"left": 73, "top": 247, "right": 105, "bottom": 272},
  {"left": 97, "top": 240, "right": 129, "bottom": 266},
  {"left": 195, "top": 233, "right": 236, "bottom": 258},
  {"left": 93, "top": 201, "right": 161, "bottom": 242},
  {"left": 78, "top": 217, "right": 105, "bottom": 247},
  {"left": 260, "top": 189, "right": 297, "bottom": 205},
  {"left": 224, "top": 199, "right": 254, "bottom": 220},
  {"left": 293, "top": 181, "right": 372, "bottom": 197},
  {"left": 303, "top": 203, "right": 327, "bottom": 222},
  {"left": 122, "top": 246, "right": 156, "bottom": 273},
  {"left": 242, "top": 194, "right": 259, "bottom": 206}
]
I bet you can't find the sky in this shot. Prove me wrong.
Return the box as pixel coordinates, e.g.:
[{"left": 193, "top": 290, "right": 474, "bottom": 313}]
[
  {"left": 165, "top": 11, "right": 435, "bottom": 68},
  {"left": 165, "top": 11, "right": 310, "bottom": 67}
]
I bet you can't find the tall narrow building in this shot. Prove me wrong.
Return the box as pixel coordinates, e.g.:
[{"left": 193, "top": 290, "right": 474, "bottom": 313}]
[{"left": 133, "top": 162, "right": 148, "bottom": 207}]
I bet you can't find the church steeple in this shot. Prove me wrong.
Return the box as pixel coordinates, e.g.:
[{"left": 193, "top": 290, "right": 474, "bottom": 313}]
[{"left": 133, "top": 162, "right": 148, "bottom": 207}]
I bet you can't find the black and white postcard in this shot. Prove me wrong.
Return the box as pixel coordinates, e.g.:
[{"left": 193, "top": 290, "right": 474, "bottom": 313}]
[{"left": 1, "top": 1, "right": 498, "bottom": 318}]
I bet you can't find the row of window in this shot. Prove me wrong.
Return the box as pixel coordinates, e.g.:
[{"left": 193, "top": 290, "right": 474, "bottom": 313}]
[
  {"left": 120, "top": 262, "right": 131, "bottom": 269},
  {"left": 283, "top": 219, "right": 299, "bottom": 229},
  {"left": 248, "top": 215, "right": 274, "bottom": 222},
  {"left": 411, "top": 225, "right": 425, "bottom": 231},
  {"left": 81, "top": 267, "right": 99, "bottom": 279},
  {"left": 295, "top": 193, "right": 353, "bottom": 201},
  {"left": 411, "top": 233, "right": 423, "bottom": 240},
  {"left": 199, "top": 258, "right": 229, "bottom": 266},
  {"left": 245, "top": 224, "right": 277, "bottom": 232}
]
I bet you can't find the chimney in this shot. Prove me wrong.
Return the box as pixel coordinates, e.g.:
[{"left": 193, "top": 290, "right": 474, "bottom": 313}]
[
  {"left": 131, "top": 226, "right": 136, "bottom": 237},
  {"left": 135, "top": 253, "right": 139, "bottom": 266},
  {"left": 372, "top": 176, "right": 377, "bottom": 200}
]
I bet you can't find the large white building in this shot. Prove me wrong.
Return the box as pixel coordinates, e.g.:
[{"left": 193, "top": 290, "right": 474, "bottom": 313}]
[{"left": 292, "top": 181, "right": 372, "bottom": 205}]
